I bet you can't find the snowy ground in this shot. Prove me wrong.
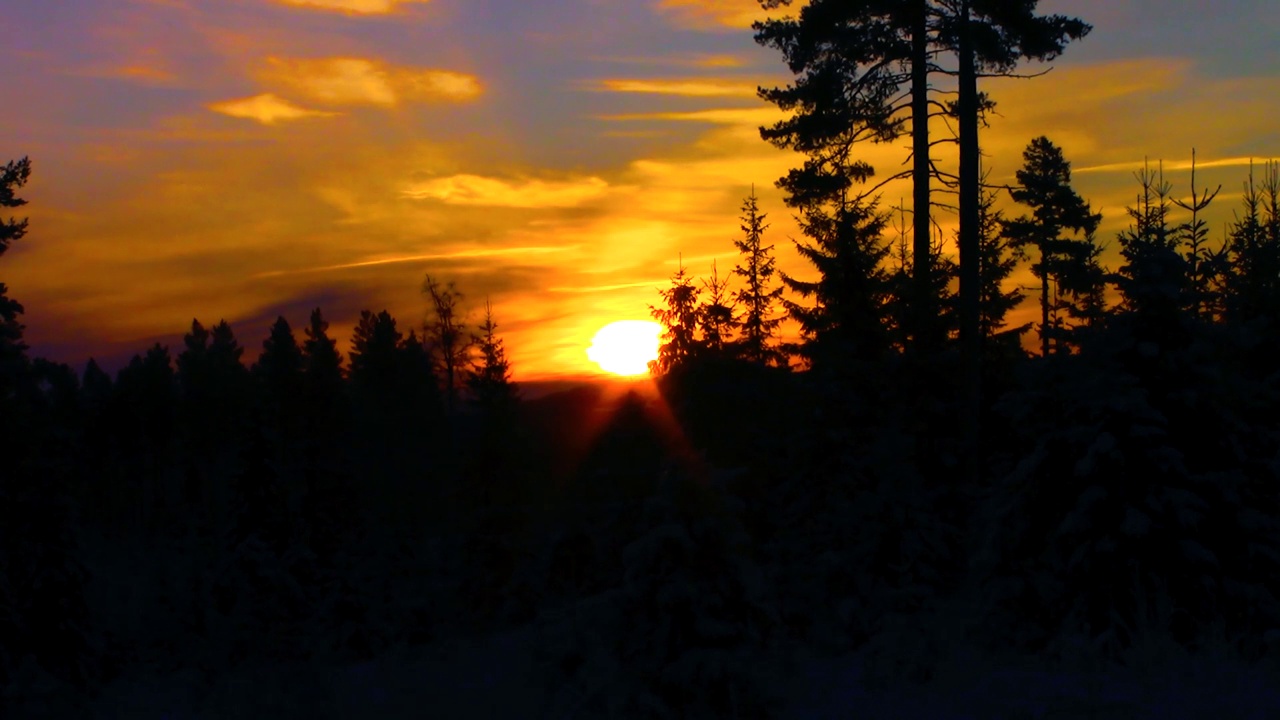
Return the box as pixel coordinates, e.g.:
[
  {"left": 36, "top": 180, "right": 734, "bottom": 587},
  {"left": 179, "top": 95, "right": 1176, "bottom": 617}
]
[{"left": 82, "top": 625, "right": 1280, "bottom": 720}]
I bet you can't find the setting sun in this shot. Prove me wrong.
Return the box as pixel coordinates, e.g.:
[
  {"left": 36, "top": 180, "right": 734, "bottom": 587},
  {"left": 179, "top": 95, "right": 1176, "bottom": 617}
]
[{"left": 587, "top": 320, "right": 662, "bottom": 376}]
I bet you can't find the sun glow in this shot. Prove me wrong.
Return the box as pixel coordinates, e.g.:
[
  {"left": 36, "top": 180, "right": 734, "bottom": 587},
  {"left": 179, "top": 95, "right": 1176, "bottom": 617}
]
[{"left": 587, "top": 320, "right": 661, "bottom": 376}]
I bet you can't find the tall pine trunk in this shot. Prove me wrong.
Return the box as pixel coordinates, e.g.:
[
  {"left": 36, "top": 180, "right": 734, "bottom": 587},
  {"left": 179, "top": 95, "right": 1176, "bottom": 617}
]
[
  {"left": 911, "top": 0, "right": 933, "bottom": 353},
  {"left": 958, "top": 0, "right": 981, "bottom": 480}
]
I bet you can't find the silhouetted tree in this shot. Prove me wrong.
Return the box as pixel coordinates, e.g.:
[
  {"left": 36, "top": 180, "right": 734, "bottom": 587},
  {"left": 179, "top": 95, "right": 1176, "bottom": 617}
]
[
  {"left": 732, "top": 189, "right": 785, "bottom": 366},
  {"left": 783, "top": 200, "right": 895, "bottom": 369},
  {"left": 467, "top": 299, "right": 517, "bottom": 415},
  {"left": 423, "top": 275, "right": 470, "bottom": 418},
  {"left": 298, "top": 308, "right": 354, "bottom": 562},
  {"left": 1223, "top": 160, "right": 1280, "bottom": 333},
  {"left": 1004, "top": 137, "right": 1102, "bottom": 355},
  {"left": 650, "top": 257, "right": 701, "bottom": 375},
  {"left": 177, "top": 319, "right": 251, "bottom": 521},
  {"left": 0, "top": 157, "right": 31, "bottom": 406},
  {"left": 0, "top": 156, "right": 97, "bottom": 698},
  {"left": 698, "top": 261, "right": 737, "bottom": 357},
  {"left": 977, "top": 179, "right": 1026, "bottom": 347},
  {"left": 1112, "top": 160, "right": 1194, "bottom": 351},
  {"left": 349, "top": 310, "right": 402, "bottom": 391},
  {"left": 755, "top": 1, "right": 931, "bottom": 351},
  {"left": 110, "top": 343, "right": 177, "bottom": 533},
  {"left": 1173, "top": 151, "right": 1223, "bottom": 320}
]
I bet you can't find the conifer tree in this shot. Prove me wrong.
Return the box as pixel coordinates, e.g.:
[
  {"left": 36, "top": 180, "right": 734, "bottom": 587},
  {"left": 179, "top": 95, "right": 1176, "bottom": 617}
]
[
  {"left": 781, "top": 200, "right": 895, "bottom": 368},
  {"left": 1173, "top": 150, "right": 1223, "bottom": 320},
  {"left": 1223, "top": 160, "right": 1280, "bottom": 330},
  {"left": 467, "top": 299, "right": 517, "bottom": 414},
  {"left": 978, "top": 180, "right": 1025, "bottom": 344},
  {"left": 349, "top": 309, "right": 403, "bottom": 398},
  {"left": 698, "top": 261, "right": 737, "bottom": 357},
  {"left": 732, "top": 189, "right": 785, "bottom": 366},
  {"left": 0, "top": 157, "right": 32, "bottom": 406},
  {"left": 650, "top": 257, "right": 702, "bottom": 375},
  {"left": 251, "top": 316, "right": 306, "bottom": 485},
  {"left": 1112, "top": 160, "right": 1196, "bottom": 351},
  {"left": 1004, "top": 137, "right": 1102, "bottom": 355}
]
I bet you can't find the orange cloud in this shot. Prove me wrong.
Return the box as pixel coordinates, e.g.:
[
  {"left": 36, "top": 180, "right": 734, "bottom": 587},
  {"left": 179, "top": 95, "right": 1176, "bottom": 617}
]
[
  {"left": 594, "top": 78, "right": 760, "bottom": 98},
  {"left": 655, "top": 0, "right": 781, "bottom": 30},
  {"left": 402, "top": 175, "right": 611, "bottom": 208},
  {"left": 272, "top": 0, "right": 431, "bottom": 14},
  {"left": 207, "top": 93, "right": 339, "bottom": 124},
  {"left": 260, "top": 57, "right": 482, "bottom": 106}
]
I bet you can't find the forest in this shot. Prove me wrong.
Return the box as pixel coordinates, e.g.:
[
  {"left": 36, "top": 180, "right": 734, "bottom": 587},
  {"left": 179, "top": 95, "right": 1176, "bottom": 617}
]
[{"left": 3, "top": 1, "right": 1280, "bottom": 718}]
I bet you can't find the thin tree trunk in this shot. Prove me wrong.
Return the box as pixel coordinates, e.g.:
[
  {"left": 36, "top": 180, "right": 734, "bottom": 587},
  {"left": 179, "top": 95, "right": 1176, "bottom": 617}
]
[
  {"left": 1040, "top": 262, "right": 1050, "bottom": 356},
  {"left": 912, "top": 0, "right": 933, "bottom": 354},
  {"left": 958, "top": 0, "right": 981, "bottom": 482}
]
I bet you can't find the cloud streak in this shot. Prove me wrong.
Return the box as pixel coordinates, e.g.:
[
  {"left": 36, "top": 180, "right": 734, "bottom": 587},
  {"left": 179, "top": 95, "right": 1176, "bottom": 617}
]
[
  {"left": 259, "top": 57, "right": 483, "bottom": 106},
  {"left": 207, "top": 93, "right": 339, "bottom": 124},
  {"left": 402, "top": 175, "right": 611, "bottom": 208},
  {"left": 271, "top": 0, "right": 432, "bottom": 15},
  {"left": 594, "top": 78, "right": 761, "bottom": 98}
]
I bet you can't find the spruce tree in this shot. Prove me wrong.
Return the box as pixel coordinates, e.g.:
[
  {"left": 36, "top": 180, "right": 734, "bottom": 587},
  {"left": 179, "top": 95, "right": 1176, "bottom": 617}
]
[
  {"left": 781, "top": 200, "right": 895, "bottom": 369},
  {"left": 732, "top": 189, "right": 785, "bottom": 366},
  {"left": 467, "top": 299, "right": 517, "bottom": 414},
  {"left": 1223, "top": 160, "right": 1280, "bottom": 331},
  {"left": 978, "top": 179, "right": 1025, "bottom": 346},
  {"left": 1173, "top": 151, "right": 1223, "bottom": 320},
  {"left": 698, "top": 260, "right": 737, "bottom": 357},
  {"left": 650, "top": 257, "right": 702, "bottom": 375}
]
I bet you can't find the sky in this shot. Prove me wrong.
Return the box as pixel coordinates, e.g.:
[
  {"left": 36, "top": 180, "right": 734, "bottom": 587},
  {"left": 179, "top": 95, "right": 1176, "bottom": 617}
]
[{"left": 3, "top": 0, "right": 1280, "bottom": 379}]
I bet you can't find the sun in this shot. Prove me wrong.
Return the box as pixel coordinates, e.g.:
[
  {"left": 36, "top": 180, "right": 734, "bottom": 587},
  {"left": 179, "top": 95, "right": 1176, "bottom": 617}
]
[{"left": 587, "top": 320, "right": 661, "bottom": 376}]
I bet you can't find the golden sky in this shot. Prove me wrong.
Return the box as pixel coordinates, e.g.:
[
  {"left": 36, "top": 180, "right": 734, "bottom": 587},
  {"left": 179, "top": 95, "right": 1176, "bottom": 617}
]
[{"left": 3, "top": 0, "right": 1279, "bottom": 378}]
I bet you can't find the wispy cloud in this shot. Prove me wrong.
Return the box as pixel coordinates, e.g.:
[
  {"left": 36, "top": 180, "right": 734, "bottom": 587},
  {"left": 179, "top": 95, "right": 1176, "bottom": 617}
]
[
  {"left": 1076, "top": 156, "right": 1277, "bottom": 174},
  {"left": 548, "top": 280, "right": 666, "bottom": 294},
  {"left": 654, "top": 0, "right": 777, "bottom": 30},
  {"left": 259, "top": 56, "right": 482, "bottom": 106},
  {"left": 271, "top": 0, "right": 431, "bottom": 15},
  {"left": 207, "top": 93, "right": 339, "bottom": 124},
  {"left": 593, "top": 53, "right": 749, "bottom": 69},
  {"left": 600, "top": 107, "right": 785, "bottom": 125},
  {"left": 255, "top": 245, "right": 575, "bottom": 278},
  {"left": 402, "top": 174, "right": 611, "bottom": 208},
  {"left": 593, "top": 77, "right": 760, "bottom": 98}
]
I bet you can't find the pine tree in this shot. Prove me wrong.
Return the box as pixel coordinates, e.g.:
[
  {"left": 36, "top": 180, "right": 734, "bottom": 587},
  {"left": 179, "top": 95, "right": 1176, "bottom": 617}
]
[
  {"left": 0, "top": 156, "right": 98, "bottom": 696},
  {"left": 649, "top": 257, "right": 702, "bottom": 375},
  {"left": 1004, "top": 137, "right": 1103, "bottom": 356},
  {"left": 732, "top": 189, "right": 785, "bottom": 366},
  {"left": 0, "top": 157, "right": 31, "bottom": 406}
]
